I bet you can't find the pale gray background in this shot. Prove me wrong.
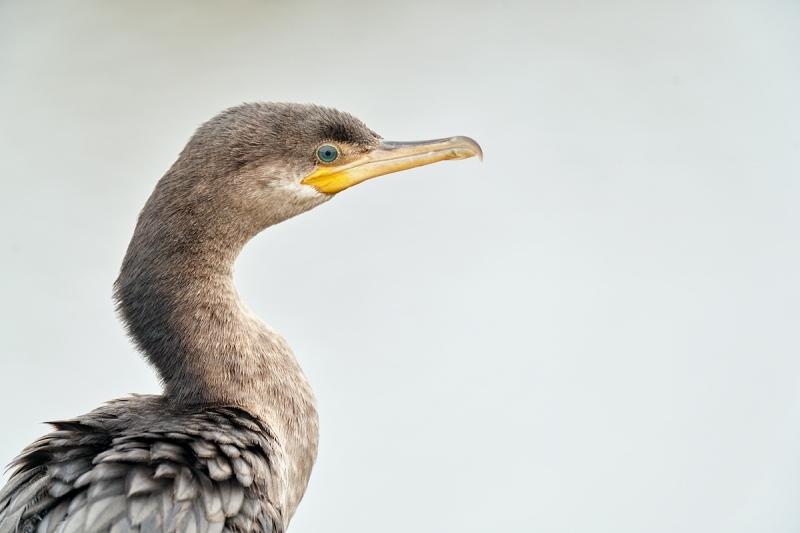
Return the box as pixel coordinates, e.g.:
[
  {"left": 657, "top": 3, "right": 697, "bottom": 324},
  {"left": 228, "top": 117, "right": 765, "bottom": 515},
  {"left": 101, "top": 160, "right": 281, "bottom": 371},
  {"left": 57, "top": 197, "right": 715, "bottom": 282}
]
[{"left": 1, "top": 1, "right": 799, "bottom": 531}]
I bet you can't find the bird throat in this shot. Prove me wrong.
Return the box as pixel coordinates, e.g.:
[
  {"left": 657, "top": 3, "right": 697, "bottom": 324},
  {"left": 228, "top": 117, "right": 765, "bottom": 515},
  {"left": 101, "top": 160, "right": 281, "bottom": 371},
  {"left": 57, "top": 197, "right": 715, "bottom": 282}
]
[{"left": 113, "top": 185, "right": 319, "bottom": 519}]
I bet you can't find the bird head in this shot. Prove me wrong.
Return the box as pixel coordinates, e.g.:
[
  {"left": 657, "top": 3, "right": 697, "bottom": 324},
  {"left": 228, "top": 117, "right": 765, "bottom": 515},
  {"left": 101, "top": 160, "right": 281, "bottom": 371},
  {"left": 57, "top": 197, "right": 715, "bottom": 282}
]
[{"left": 158, "top": 102, "right": 481, "bottom": 233}]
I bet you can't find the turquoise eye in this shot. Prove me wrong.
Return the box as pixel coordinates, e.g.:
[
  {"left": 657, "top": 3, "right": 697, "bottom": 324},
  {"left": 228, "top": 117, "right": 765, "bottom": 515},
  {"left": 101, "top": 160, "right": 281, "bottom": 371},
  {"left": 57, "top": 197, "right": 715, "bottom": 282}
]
[{"left": 317, "top": 144, "right": 339, "bottom": 163}]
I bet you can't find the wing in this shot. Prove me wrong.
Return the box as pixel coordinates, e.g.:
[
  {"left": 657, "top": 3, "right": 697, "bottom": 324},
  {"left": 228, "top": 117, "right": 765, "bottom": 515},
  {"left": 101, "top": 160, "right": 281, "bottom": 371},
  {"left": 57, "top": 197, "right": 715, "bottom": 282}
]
[{"left": 0, "top": 404, "right": 283, "bottom": 533}]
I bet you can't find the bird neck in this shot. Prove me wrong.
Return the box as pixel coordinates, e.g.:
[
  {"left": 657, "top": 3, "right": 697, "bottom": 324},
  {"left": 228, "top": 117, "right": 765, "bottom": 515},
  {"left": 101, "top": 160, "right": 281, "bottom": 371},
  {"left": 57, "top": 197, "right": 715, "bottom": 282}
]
[{"left": 114, "top": 192, "right": 319, "bottom": 518}]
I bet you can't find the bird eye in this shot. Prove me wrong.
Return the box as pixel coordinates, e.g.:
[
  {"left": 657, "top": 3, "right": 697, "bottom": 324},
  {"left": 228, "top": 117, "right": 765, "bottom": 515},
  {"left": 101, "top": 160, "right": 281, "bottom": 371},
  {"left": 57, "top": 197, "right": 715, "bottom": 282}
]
[{"left": 317, "top": 144, "right": 339, "bottom": 163}]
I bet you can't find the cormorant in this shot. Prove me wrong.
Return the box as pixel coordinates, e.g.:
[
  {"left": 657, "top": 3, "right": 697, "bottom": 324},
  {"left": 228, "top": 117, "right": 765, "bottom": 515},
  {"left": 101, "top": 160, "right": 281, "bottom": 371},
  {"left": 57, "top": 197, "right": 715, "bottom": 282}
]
[{"left": 0, "top": 102, "right": 481, "bottom": 533}]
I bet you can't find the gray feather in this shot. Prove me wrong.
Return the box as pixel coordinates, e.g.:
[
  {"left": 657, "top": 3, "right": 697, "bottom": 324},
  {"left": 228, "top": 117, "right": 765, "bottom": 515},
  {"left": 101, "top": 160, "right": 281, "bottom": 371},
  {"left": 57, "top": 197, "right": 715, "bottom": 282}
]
[
  {"left": 125, "top": 466, "right": 163, "bottom": 498},
  {"left": 172, "top": 467, "right": 195, "bottom": 502},
  {"left": 206, "top": 456, "right": 233, "bottom": 482},
  {"left": 0, "top": 398, "right": 281, "bottom": 532},
  {"left": 217, "top": 480, "right": 244, "bottom": 518},
  {"left": 150, "top": 442, "right": 186, "bottom": 463},
  {"left": 85, "top": 494, "right": 127, "bottom": 530},
  {"left": 59, "top": 503, "right": 87, "bottom": 533}
]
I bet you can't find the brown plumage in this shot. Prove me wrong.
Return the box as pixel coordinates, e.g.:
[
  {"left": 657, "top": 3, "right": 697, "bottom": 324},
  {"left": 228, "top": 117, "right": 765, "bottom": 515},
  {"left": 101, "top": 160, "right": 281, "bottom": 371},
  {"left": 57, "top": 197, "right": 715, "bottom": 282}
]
[{"left": 0, "top": 102, "right": 481, "bottom": 532}]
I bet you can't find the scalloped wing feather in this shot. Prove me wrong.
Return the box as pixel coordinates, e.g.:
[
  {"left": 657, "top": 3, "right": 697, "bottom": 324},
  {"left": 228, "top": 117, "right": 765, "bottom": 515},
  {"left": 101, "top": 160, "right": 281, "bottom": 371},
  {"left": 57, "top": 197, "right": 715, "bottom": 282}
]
[{"left": 0, "top": 398, "right": 283, "bottom": 533}]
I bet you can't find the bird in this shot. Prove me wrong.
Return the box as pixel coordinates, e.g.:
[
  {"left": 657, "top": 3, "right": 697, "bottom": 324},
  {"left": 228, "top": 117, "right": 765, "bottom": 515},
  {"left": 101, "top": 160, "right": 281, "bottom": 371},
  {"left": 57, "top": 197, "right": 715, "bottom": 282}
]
[{"left": 0, "top": 102, "right": 482, "bottom": 533}]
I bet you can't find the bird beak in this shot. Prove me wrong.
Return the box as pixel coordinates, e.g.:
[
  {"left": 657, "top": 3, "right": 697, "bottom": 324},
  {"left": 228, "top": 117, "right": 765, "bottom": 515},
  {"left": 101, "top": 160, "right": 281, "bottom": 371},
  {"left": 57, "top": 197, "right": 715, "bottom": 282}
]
[{"left": 301, "top": 136, "right": 483, "bottom": 194}]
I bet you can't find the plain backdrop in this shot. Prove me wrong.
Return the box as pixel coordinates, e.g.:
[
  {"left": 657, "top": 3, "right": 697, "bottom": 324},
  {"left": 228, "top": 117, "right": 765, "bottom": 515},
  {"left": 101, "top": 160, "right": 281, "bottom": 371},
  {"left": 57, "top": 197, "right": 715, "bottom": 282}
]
[{"left": 1, "top": 1, "right": 799, "bottom": 532}]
